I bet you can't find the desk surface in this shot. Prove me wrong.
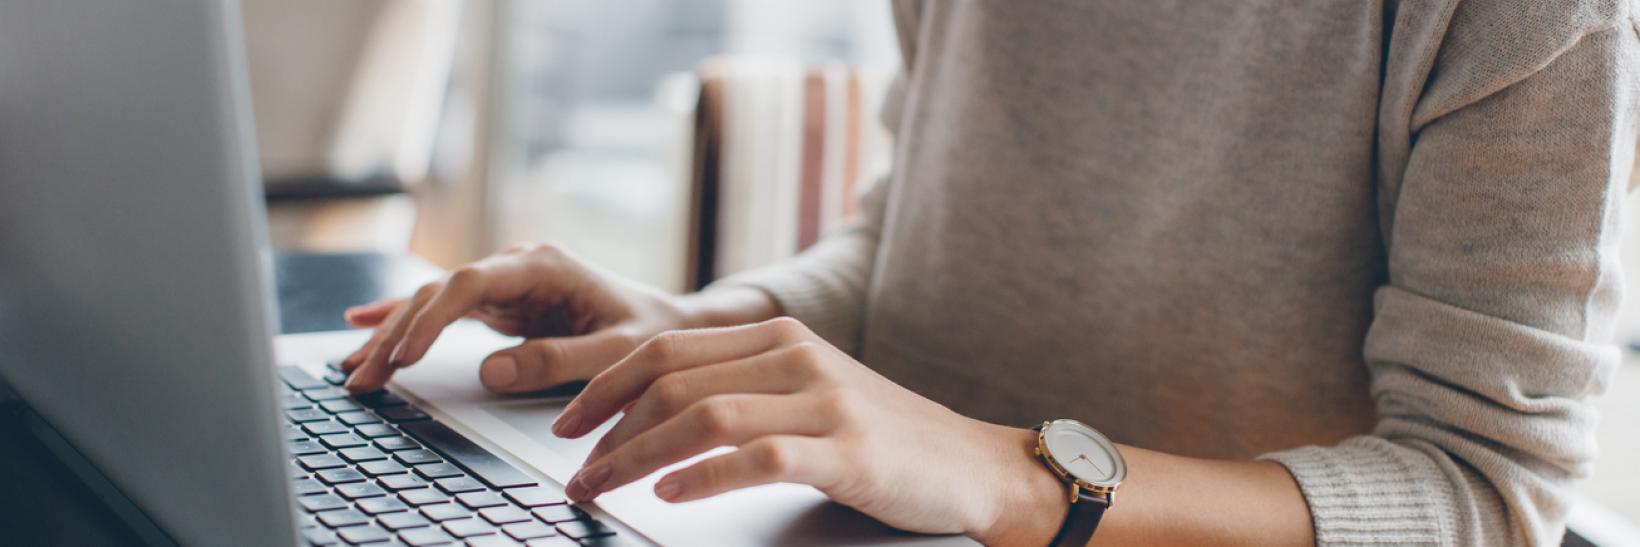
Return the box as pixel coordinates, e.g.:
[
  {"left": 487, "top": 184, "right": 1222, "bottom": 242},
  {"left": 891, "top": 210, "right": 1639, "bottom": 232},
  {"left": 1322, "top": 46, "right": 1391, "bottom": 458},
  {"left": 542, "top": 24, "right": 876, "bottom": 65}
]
[{"left": 0, "top": 252, "right": 440, "bottom": 545}]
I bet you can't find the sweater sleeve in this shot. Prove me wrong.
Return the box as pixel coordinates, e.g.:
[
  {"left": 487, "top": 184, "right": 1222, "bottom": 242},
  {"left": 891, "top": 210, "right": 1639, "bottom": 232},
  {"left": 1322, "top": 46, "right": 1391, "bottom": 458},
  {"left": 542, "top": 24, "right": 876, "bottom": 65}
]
[
  {"left": 705, "top": 73, "right": 905, "bottom": 354},
  {"left": 1261, "top": 14, "right": 1640, "bottom": 547}
]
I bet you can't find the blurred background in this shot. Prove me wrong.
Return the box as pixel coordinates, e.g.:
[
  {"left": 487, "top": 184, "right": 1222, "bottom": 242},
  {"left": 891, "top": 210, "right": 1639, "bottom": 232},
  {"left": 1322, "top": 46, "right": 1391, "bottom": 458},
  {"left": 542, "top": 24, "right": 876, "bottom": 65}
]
[
  {"left": 240, "top": 0, "right": 1640, "bottom": 539},
  {"left": 247, "top": 0, "right": 896, "bottom": 293}
]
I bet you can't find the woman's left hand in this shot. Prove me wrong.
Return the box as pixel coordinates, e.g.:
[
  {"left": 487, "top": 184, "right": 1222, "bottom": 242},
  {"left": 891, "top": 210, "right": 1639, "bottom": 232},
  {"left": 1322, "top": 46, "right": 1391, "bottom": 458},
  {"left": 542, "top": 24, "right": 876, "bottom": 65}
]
[{"left": 551, "top": 316, "right": 1052, "bottom": 542}]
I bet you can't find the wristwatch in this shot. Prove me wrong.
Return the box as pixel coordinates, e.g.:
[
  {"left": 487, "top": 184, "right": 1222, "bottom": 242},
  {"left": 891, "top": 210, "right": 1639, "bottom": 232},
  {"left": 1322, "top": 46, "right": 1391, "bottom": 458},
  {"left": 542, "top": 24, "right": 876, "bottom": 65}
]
[{"left": 1033, "top": 419, "right": 1125, "bottom": 546}]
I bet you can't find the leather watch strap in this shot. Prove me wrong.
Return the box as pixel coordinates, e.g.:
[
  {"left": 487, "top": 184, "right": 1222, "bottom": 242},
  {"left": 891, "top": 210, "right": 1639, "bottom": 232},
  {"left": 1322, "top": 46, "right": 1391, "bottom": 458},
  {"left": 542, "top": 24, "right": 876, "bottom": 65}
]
[{"left": 1048, "top": 488, "right": 1109, "bottom": 547}]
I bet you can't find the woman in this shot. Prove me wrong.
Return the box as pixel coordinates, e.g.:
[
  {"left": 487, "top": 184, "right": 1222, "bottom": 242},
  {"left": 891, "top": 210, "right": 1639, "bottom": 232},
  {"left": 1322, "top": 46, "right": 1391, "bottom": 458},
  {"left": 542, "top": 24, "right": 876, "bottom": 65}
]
[{"left": 341, "top": 2, "right": 1640, "bottom": 545}]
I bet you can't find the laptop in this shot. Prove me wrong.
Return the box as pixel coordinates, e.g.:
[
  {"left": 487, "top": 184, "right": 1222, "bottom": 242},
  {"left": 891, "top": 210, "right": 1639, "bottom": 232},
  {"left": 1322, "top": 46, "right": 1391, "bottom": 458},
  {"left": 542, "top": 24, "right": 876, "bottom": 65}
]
[{"left": 0, "top": 1, "right": 969, "bottom": 545}]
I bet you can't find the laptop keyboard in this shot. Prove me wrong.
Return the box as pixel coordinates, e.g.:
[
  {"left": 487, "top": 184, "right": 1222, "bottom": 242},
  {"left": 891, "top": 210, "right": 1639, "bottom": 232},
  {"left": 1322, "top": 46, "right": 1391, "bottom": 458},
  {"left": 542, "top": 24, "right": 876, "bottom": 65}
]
[{"left": 278, "top": 365, "right": 622, "bottom": 546}]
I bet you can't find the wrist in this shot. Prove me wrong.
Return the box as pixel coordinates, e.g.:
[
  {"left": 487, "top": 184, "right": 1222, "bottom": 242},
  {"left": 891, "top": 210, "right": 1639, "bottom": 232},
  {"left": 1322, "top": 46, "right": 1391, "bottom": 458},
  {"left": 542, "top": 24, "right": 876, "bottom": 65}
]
[
  {"left": 674, "top": 286, "right": 780, "bottom": 329},
  {"left": 970, "top": 424, "right": 1071, "bottom": 546}
]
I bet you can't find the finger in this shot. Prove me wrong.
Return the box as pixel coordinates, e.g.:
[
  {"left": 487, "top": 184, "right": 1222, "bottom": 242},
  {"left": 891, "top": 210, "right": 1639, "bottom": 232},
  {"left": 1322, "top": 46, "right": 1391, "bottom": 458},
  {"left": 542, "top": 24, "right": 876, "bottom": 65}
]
[
  {"left": 466, "top": 310, "right": 529, "bottom": 337},
  {"left": 340, "top": 294, "right": 422, "bottom": 373},
  {"left": 386, "top": 267, "right": 491, "bottom": 368},
  {"left": 344, "top": 298, "right": 403, "bottom": 328},
  {"left": 584, "top": 347, "right": 813, "bottom": 462},
  {"left": 345, "top": 283, "right": 438, "bottom": 393},
  {"left": 653, "top": 436, "right": 840, "bottom": 503},
  {"left": 566, "top": 395, "right": 835, "bottom": 501},
  {"left": 556, "top": 317, "right": 812, "bottom": 438},
  {"left": 479, "top": 330, "right": 637, "bottom": 394}
]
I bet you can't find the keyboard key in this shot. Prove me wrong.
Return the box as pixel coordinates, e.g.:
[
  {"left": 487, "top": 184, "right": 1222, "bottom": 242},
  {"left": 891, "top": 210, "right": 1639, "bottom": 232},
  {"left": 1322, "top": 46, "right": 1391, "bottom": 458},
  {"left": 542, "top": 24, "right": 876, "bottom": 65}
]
[
  {"left": 355, "top": 424, "right": 398, "bottom": 438},
  {"left": 399, "top": 488, "right": 450, "bottom": 506},
  {"left": 317, "top": 468, "right": 367, "bottom": 485},
  {"left": 378, "top": 406, "right": 430, "bottom": 423},
  {"left": 359, "top": 460, "right": 408, "bottom": 477},
  {"left": 523, "top": 538, "right": 579, "bottom": 547},
  {"left": 356, "top": 495, "right": 410, "bottom": 515},
  {"left": 293, "top": 477, "right": 328, "bottom": 496},
  {"left": 289, "top": 440, "right": 326, "bottom": 456},
  {"left": 377, "top": 511, "right": 431, "bottom": 531},
  {"left": 442, "top": 518, "right": 496, "bottom": 538},
  {"left": 321, "top": 399, "right": 365, "bottom": 414},
  {"left": 420, "top": 502, "right": 472, "bottom": 522},
  {"left": 299, "top": 454, "right": 348, "bottom": 471},
  {"left": 338, "top": 412, "right": 384, "bottom": 426},
  {"left": 341, "top": 447, "right": 388, "bottom": 463},
  {"left": 317, "top": 509, "right": 371, "bottom": 529},
  {"left": 554, "top": 519, "right": 613, "bottom": 540},
  {"left": 298, "top": 494, "right": 349, "bottom": 513},
  {"left": 375, "top": 436, "right": 421, "bottom": 452},
  {"left": 280, "top": 366, "right": 329, "bottom": 390},
  {"left": 301, "top": 527, "right": 339, "bottom": 545},
  {"left": 455, "top": 491, "right": 507, "bottom": 510},
  {"left": 397, "top": 527, "right": 456, "bottom": 547},
  {"left": 502, "top": 487, "right": 564, "bottom": 508},
  {"left": 336, "top": 482, "right": 388, "bottom": 500},
  {"left": 398, "top": 421, "right": 536, "bottom": 489},
  {"left": 323, "top": 370, "right": 348, "bottom": 386},
  {"left": 284, "top": 425, "right": 310, "bottom": 441},
  {"left": 501, "top": 521, "right": 556, "bottom": 541},
  {"left": 305, "top": 387, "right": 351, "bottom": 401},
  {"left": 394, "top": 450, "right": 442, "bottom": 466},
  {"left": 287, "top": 409, "right": 330, "bottom": 423},
  {"left": 282, "top": 392, "right": 316, "bottom": 410},
  {"left": 435, "top": 476, "right": 485, "bottom": 494},
  {"left": 320, "top": 434, "right": 370, "bottom": 450},
  {"left": 528, "top": 505, "right": 580, "bottom": 524},
  {"left": 304, "top": 421, "right": 350, "bottom": 436},
  {"left": 380, "top": 475, "right": 431, "bottom": 491},
  {"left": 354, "top": 390, "right": 409, "bottom": 409},
  {"left": 479, "top": 506, "right": 531, "bottom": 526},
  {"left": 414, "top": 463, "right": 464, "bottom": 480},
  {"left": 288, "top": 461, "right": 308, "bottom": 478},
  {"left": 466, "top": 536, "right": 525, "bottom": 547},
  {"left": 337, "top": 524, "right": 392, "bottom": 544}
]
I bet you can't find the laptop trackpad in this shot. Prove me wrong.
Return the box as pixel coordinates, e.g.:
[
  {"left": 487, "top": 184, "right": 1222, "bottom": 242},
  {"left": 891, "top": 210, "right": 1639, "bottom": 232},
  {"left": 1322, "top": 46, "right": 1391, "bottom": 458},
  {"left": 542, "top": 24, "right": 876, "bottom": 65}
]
[{"left": 481, "top": 399, "right": 968, "bottom": 546}]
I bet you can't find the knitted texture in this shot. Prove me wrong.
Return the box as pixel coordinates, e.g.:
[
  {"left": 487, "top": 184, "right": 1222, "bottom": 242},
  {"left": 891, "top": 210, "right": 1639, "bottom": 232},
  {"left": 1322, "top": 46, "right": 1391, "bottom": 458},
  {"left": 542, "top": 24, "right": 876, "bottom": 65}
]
[{"left": 717, "top": 1, "right": 1640, "bottom": 544}]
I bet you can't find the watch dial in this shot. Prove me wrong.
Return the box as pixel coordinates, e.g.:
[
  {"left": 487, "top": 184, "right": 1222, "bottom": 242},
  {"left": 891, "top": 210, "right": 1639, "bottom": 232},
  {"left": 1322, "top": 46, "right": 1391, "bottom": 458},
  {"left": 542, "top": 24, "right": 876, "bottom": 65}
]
[{"left": 1043, "top": 421, "right": 1124, "bottom": 486}]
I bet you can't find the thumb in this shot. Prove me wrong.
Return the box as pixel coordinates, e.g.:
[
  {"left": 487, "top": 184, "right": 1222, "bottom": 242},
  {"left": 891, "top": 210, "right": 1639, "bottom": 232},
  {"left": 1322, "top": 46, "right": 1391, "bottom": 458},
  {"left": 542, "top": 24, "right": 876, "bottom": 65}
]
[{"left": 479, "top": 329, "right": 638, "bottom": 394}]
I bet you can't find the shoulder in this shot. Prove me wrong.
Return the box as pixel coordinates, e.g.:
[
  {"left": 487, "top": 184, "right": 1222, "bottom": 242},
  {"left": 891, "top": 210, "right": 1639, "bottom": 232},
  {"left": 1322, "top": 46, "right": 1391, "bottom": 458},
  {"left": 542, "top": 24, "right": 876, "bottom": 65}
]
[{"left": 1396, "top": 0, "right": 1637, "bottom": 126}]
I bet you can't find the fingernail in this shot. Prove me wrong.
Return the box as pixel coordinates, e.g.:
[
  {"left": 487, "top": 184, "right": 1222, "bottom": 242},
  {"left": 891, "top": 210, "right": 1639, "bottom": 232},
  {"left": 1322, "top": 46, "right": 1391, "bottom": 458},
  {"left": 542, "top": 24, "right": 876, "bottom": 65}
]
[
  {"left": 482, "top": 356, "right": 518, "bottom": 391},
  {"left": 552, "top": 404, "right": 581, "bottom": 437},
  {"left": 654, "top": 478, "right": 682, "bottom": 502},
  {"left": 387, "top": 344, "right": 409, "bottom": 367},
  {"left": 568, "top": 461, "right": 611, "bottom": 500}
]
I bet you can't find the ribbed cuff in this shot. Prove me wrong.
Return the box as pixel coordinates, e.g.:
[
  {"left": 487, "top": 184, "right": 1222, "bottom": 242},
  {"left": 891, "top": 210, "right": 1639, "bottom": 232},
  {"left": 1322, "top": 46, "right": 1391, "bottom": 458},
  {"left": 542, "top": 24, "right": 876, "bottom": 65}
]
[{"left": 1261, "top": 438, "right": 1458, "bottom": 546}]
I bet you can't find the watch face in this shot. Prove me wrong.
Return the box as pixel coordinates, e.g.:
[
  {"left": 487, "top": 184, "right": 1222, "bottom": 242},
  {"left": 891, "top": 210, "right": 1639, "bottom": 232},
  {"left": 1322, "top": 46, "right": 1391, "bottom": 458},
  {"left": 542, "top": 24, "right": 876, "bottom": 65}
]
[{"left": 1042, "top": 420, "right": 1125, "bottom": 487}]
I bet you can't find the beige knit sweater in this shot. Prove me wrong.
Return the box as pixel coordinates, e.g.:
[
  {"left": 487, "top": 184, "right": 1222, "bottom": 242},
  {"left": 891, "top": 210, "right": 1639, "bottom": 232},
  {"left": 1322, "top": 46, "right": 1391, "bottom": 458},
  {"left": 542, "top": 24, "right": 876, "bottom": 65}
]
[{"left": 719, "top": 1, "right": 1640, "bottom": 545}]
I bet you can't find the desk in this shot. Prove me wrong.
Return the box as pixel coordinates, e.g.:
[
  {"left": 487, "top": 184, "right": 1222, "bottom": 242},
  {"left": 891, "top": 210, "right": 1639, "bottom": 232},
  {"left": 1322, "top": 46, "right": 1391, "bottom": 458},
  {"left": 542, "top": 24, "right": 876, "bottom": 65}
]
[{"left": 0, "top": 252, "right": 440, "bottom": 545}]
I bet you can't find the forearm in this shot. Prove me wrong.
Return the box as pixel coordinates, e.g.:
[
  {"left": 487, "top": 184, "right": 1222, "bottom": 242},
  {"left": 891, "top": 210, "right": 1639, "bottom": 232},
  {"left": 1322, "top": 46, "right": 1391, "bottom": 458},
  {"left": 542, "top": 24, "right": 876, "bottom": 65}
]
[
  {"left": 975, "top": 424, "right": 1314, "bottom": 546},
  {"left": 676, "top": 286, "right": 782, "bottom": 329}
]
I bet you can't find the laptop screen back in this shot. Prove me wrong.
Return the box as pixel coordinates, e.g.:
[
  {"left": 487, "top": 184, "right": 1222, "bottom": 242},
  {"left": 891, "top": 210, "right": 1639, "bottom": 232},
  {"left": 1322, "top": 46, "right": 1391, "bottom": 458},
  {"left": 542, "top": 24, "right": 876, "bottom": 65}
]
[{"left": 0, "top": 1, "right": 294, "bottom": 545}]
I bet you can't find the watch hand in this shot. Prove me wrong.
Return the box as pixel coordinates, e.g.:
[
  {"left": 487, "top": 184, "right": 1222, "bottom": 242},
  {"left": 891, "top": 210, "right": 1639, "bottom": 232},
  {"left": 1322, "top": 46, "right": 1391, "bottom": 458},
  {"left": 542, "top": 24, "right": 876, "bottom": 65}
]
[{"left": 1072, "top": 454, "right": 1107, "bottom": 476}]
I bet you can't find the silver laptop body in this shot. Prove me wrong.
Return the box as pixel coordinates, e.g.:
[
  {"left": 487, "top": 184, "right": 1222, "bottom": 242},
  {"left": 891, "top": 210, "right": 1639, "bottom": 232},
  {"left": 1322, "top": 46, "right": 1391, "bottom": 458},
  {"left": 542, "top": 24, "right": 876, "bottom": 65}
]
[{"left": 0, "top": 0, "right": 294, "bottom": 545}]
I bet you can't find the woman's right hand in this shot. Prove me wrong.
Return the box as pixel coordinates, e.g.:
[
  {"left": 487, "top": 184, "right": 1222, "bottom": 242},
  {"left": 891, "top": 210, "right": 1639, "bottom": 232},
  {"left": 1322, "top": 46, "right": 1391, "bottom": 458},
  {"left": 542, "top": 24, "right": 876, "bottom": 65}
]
[{"left": 338, "top": 243, "right": 777, "bottom": 395}]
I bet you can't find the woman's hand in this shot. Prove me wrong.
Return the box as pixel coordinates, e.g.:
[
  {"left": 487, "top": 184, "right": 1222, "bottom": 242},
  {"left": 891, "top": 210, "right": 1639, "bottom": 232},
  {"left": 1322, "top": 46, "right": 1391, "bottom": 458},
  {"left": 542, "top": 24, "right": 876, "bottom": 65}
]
[
  {"left": 553, "top": 317, "right": 1057, "bottom": 543},
  {"left": 339, "top": 243, "right": 776, "bottom": 394}
]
